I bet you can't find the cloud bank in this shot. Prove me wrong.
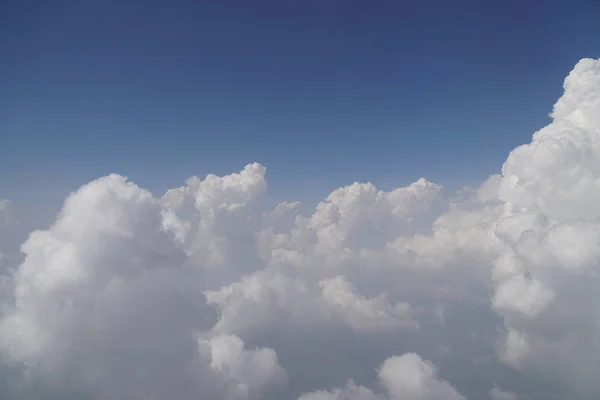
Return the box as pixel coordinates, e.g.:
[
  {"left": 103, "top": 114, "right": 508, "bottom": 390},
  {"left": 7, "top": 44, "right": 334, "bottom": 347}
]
[{"left": 0, "top": 58, "right": 599, "bottom": 399}]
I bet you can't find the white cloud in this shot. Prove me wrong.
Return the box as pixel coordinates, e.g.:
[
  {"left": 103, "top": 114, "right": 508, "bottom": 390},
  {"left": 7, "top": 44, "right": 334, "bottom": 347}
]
[
  {"left": 298, "top": 353, "right": 466, "bottom": 400},
  {"left": 377, "top": 353, "right": 466, "bottom": 400},
  {"left": 199, "top": 334, "right": 288, "bottom": 400},
  {"left": 0, "top": 175, "right": 285, "bottom": 400},
  {"left": 319, "top": 275, "right": 418, "bottom": 332},
  {"left": 491, "top": 58, "right": 600, "bottom": 394},
  {"left": 0, "top": 58, "right": 599, "bottom": 399}
]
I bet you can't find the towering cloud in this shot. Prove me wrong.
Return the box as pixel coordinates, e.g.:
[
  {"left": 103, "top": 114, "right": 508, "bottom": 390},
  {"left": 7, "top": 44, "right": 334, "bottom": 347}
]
[
  {"left": 491, "top": 58, "right": 600, "bottom": 397},
  {"left": 0, "top": 58, "right": 599, "bottom": 399}
]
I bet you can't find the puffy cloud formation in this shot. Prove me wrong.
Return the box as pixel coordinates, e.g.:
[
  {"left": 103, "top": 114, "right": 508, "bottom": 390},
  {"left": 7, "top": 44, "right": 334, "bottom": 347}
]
[
  {"left": 0, "top": 176, "right": 285, "bottom": 400},
  {"left": 298, "top": 353, "right": 466, "bottom": 400},
  {"left": 491, "top": 58, "right": 600, "bottom": 397},
  {"left": 0, "top": 58, "right": 599, "bottom": 399}
]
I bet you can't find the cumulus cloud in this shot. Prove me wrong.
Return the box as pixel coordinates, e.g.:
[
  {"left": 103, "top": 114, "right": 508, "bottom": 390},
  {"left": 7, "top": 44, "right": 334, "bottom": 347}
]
[
  {"left": 0, "top": 58, "right": 599, "bottom": 399},
  {"left": 318, "top": 275, "right": 418, "bottom": 332},
  {"left": 491, "top": 58, "right": 600, "bottom": 396},
  {"left": 0, "top": 176, "right": 285, "bottom": 400},
  {"left": 199, "top": 334, "right": 288, "bottom": 399},
  {"left": 298, "top": 353, "right": 465, "bottom": 400}
]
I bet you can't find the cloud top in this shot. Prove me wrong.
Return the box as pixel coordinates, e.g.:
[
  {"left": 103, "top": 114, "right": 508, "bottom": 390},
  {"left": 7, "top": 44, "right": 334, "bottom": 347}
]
[{"left": 0, "top": 58, "right": 600, "bottom": 399}]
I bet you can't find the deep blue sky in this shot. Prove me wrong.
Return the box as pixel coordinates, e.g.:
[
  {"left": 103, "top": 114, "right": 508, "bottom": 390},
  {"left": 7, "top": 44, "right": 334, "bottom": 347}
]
[{"left": 2, "top": 0, "right": 600, "bottom": 204}]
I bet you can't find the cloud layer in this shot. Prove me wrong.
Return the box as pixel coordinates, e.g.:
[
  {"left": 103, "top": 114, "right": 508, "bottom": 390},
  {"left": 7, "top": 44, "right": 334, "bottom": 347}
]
[{"left": 0, "top": 58, "right": 599, "bottom": 399}]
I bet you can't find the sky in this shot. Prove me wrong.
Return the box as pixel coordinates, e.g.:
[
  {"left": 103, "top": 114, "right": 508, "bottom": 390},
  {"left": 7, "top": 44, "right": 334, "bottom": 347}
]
[
  {"left": 2, "top": 0, "right": 600, "bottom": 203},
  {"left": 3, "top": 1, "right": 600, "bottom": 400}
]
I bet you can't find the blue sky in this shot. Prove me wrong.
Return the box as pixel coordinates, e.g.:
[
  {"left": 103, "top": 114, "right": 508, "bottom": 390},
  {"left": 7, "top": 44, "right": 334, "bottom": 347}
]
[{"left": 1, "top": 0, "right": 599, "bottom": 205}]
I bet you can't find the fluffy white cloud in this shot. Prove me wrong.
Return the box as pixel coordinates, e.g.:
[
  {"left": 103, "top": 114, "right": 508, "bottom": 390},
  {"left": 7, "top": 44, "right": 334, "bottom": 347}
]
[
  {"left": 199, "top": 334, "right": 288, "bottom": 400},
  {"left": 0, "top": 175, "right": 285, "bottom": 400},
  {"left": 298, "top": 353, "right": 465, "bottom": 400},
  {"left": 319, "top": 275, "right": 418, "bottom": 332},
  {"left": 0, "top": 58, "right": 599, "bottom": 399},
  {"left": 491, "top": 58, "right": 600, "bottom": 396}
]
